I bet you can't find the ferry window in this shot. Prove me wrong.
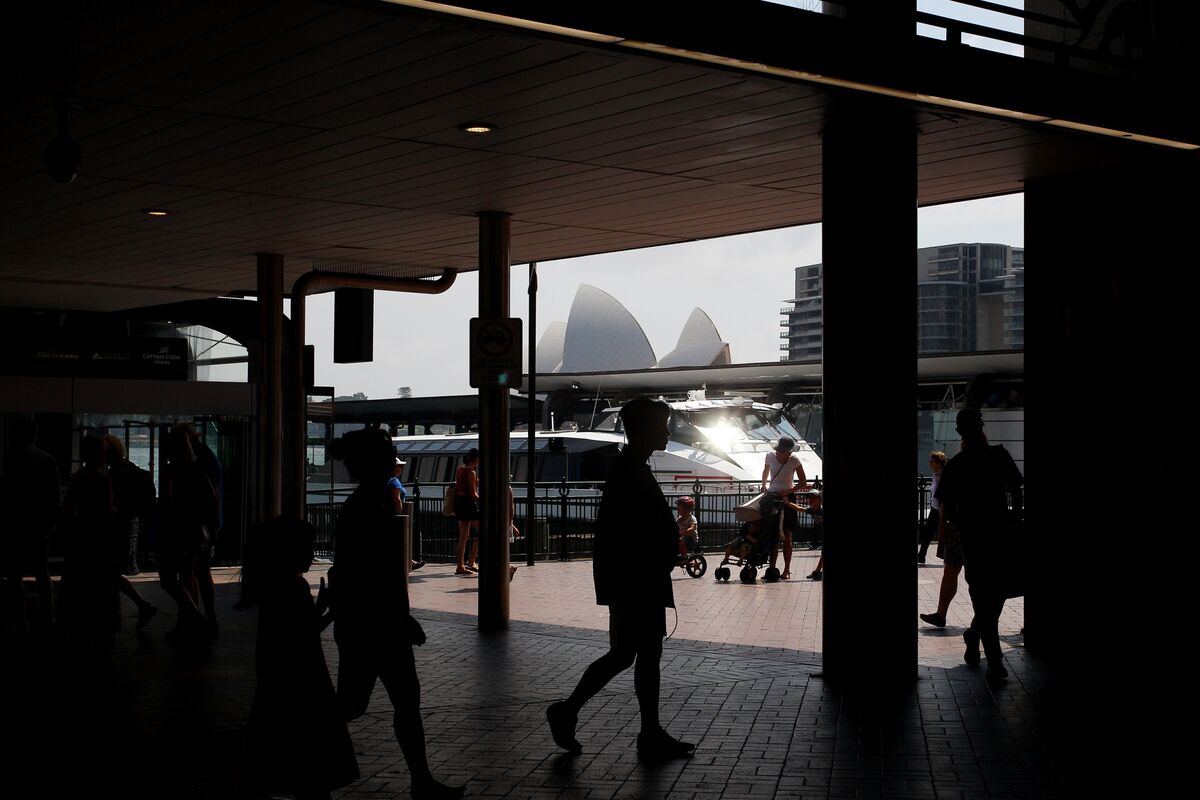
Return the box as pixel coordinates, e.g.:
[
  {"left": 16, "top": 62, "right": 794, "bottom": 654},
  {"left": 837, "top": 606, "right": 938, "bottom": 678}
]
[
  {"left": 538, "top": 453, "right": 567, "bottom": 481},
  {"left": 769, "top": 413, "right": 803, "bottom": 441},
  {"left": 416, "top": 457, "right": 439, "bottom": 483},
  {"left": 400, "top": 459, "right": 415, "bottom": 482},
  {"left": 594, "top": 412, "right": 621, "bottom": 432},
  {"left": 434, "top": 456, "right": 452, "bottom": 481},
  {"left": 513, "top": 455, "right": 528, "bottom": 482},
  {"left": 671, "top": 414, "right": 703, "bottom": 447}
]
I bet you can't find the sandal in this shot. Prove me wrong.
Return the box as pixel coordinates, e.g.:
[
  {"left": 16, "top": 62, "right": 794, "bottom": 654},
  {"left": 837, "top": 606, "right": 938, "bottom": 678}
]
[{"left": 455, "top": 567, "right": 472, "bottom": 575}]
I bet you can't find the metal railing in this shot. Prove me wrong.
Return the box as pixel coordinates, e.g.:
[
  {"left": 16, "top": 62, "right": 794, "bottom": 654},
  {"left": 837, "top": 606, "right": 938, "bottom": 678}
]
[
  {"left": 307, "top": 478, "right": 836, "bottom": 563},
  {"left": 302, "top": 475, "right": 998, "bottom": 562}
]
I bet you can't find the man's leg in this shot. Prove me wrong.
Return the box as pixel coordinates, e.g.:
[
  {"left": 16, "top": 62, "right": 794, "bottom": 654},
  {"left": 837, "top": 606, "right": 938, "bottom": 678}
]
[
  {"left": 632, "top": 629, "right": 663, "bottom": 734},
  {"left": 967, "top": 582, "right": 1006, "bottom": 679},
  {"left": 917, "top": 510, "right": 938, "bottom": 562},
  {"left": 633, "top": 608, "right": 694, "bottom": 759},
  {"left": 548, "top": 606, "right": 637, "bottom": 752}
]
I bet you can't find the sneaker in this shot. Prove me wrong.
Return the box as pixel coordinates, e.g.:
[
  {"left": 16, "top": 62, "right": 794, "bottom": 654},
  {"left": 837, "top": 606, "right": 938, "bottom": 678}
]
[
  {"left": 963, "top": 628, "right": 981, "bottom": 667},
  {"left": 411, "top": 560, "right": 426, "bottom": 572},
  {"left": 637, "top": 728, "right": 695, "bottom": 762},
  {"left": 546, "top": 702, "right": 582, "bottom": 753},
  {"left": 136, "top": 604, "right": 158, "bottom": 631},
  {"left": 919, "top": 613, "right": 946, "bottom": 628},
  {"left": 808, "top": 571, "right": 822, "bottom": 581},
  {"left": 986, "top": 666, "right": 1009, "bottom": 685}
]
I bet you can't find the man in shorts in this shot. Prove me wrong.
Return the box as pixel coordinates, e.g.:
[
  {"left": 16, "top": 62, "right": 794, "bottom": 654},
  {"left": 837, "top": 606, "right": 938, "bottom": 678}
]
[{"left": 546, "top": 397, "right": 695, "bottom": 761}]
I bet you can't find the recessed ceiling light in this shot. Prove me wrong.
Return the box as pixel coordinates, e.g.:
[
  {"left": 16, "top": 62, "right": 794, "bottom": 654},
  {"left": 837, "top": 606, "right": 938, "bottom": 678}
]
[
  {"left": 143, "top": 208, "right": 171, "bottom": 216},
  {"left": 459, "top": 122, "right": 497, "bottom": 135}
]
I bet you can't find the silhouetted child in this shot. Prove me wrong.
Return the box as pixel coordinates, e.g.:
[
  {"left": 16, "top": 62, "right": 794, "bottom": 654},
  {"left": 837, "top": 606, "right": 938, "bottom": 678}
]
[
  {"left": 676, "top": 496, "right": 698, "bottom": 560},
  {"left": 721, "top": 519, "right": 762, "bottom": 564},
  {"left": 238, "top": 516, "right": 358, "bottom": 800}
]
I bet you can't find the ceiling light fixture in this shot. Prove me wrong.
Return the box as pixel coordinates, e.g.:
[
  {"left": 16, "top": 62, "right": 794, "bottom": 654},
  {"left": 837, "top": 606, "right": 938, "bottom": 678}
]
[
  {"left": 459, "top": 122, "right": 497, "bottom": 135},
  {"left": 143, "top": 209, "right": 171, "bottom": 216}
]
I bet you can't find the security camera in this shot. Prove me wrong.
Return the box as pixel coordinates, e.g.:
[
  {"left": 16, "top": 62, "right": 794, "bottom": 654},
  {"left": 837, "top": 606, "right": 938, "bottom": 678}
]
[{"left": 45, "top": 135, "right": 82, "bottom": 184}]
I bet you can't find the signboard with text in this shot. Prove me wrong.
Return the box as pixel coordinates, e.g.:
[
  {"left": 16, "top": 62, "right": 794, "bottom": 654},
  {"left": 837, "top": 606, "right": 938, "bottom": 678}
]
[{"left": 5, "top": 337, "right": 189, "bottom": 380}]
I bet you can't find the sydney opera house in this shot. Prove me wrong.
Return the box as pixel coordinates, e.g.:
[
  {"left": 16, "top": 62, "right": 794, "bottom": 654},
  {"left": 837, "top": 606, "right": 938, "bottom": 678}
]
[{"left": 535, "top": 284, "right": 731, "bottom": 373}]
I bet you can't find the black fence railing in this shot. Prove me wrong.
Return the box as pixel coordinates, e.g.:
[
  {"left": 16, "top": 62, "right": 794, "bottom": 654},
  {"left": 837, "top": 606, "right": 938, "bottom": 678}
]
[
  {"left": 307, "top": 478, "right": 951, "bottom": 564},
  {"left": 302, "top": 476, "right": 973, "bottom": 564}
]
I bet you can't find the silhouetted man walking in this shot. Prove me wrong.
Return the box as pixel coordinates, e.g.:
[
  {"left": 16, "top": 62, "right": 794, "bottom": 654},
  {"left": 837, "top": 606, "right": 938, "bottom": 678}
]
[
  {"left": 547, "top": 397, "right": 695, "bottom": 761},
  {"left": 3, "top": 417, "right": 60, "bottom": 633},
  {"left": 936, "top": 407, "right": 1024, "bottom": 684}
]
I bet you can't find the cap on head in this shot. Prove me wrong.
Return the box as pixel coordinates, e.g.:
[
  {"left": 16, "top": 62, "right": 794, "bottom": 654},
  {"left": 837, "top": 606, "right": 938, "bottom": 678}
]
[
  {"left": 395, "top": 457, "right": 406, "bottom": 466},
  {"left": 676, "top": 495, "right": 695, "bottom": 509},
  {"left": 955, "top": 408, "right": 984, "bottom": 434},
  {"left": 775, "top": 436, "right": 795, "bottom": 453}
]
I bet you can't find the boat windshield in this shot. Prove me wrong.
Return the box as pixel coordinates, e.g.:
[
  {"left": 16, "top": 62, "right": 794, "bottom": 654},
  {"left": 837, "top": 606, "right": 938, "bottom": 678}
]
[
  {"left": 673, "top": 407, "right": 804, "bottom": 452},
  {"left": 594, "top": 411, "right": 621, "bottom": 432}
]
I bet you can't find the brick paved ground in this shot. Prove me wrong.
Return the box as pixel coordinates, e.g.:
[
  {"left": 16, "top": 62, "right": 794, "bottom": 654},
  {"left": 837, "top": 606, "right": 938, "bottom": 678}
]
[{"left": 3, "top": 558, "right": 1094, "bottom": 800}]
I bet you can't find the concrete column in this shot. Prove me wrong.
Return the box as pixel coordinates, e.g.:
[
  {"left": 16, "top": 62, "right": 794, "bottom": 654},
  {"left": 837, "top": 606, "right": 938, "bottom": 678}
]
[
  {"left": 478, "top": 211, "right": 512, "bottom": 631},
  {"left": 256, "top": 252, "right": 284, "bottom": 520},
  {"left": 1025, "top": 164, "right": 1198, "bottom": 698},
  {"left": 820, "top": 95, "right": 917, "bottom": 689}
]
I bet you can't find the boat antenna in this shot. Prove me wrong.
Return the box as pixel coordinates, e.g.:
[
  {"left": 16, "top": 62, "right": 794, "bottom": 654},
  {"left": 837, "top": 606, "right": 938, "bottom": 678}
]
[{"left": 587, "top": 381, "right": 603, "bottom": 429}]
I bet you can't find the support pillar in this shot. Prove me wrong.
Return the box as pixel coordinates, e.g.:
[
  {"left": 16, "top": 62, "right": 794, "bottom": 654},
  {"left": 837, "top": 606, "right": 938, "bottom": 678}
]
[
  {"left": 478, "top": 212, "right": 512, "bottom": 632},
  {"left": 256, "top": 252, "right": 284, "bottom": 521},
  {"left": 1025, "top": 163, "right": 1198, "bottom": 693},
  {"left": 820, "top": 95, "right": 917, "bottom": 690}
]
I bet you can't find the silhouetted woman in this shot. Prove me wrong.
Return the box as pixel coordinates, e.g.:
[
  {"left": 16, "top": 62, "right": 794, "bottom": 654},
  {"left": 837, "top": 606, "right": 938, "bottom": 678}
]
[
  {"left": 60, "top": 435, "right": 118, "bottom": 641},
  {"left": 328, "top": 428, "right": 464, "bottom": 800},
  {"left": 160, "top": 427, "right": 219, "bottom": 643},
  {"left": 238, "top": 515, "right": 357, "bottom": 800}
]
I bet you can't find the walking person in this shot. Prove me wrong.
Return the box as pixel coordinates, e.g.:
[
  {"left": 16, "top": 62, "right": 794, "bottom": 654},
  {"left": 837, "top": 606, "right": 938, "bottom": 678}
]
[
  {"left": 917, "top": 451, "right": 947, "bottom": 564},
  {"left": 176, "top": 423, "right": 223, "bottom": 637},
  {"left": 389, "top": 458, "right": 424, "bottom": 572},
  {"left": 934, "top": 408, "right": 1024, "bottom": 684},
  {"left": 238, "top": 515, "right": 358, "bottom": 800},
  {"left": 2, "top": 417, "right": 60, "bottom": 634},
  {"left": 453, "top": 449, "right": 480, "bottom": 575},
  {"left": 103, "top": 435, "right": 158, "bottom": 630},
  {"left": 327, "top": 428, "right": 464, "bottom": 800},
  {"left": 546, "top": 397, "right": 695, "bottom": 761},
  {"left": 160, "top": 427, "right": 219, "bottom": 643},
  {"left": 59, "top": 435, "right": 119, "bottom": 642}
]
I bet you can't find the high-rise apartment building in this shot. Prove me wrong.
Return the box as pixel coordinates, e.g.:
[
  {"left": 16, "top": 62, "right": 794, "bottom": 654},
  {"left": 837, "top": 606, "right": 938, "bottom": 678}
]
[{"left": 780, "top": 243, "right": 1024, "bottom": 360}]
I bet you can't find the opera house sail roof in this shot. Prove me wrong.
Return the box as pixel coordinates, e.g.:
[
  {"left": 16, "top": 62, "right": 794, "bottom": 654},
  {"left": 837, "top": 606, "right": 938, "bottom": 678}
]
[{"left": 541, "top": 285, "right": 731, "bottom": 373}]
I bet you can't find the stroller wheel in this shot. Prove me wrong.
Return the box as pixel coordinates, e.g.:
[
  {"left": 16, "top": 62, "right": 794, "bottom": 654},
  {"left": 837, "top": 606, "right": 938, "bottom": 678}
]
[
  {"left": 739, "top": 566, "right": 757, "bottom": 584},
  {"left": 714, "top": 566, "right": 730, "bottom": 581},
  {"left": 764, "top": 567, "right": 781, "bottom": 583},
  {"left": 685, "top": 553, "right": 707, "bottom": 579}
]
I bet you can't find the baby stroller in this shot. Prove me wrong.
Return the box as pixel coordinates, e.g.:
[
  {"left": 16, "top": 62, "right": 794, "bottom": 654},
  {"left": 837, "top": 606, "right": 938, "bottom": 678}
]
[{"left": 713, "top": 494, "right": 785, "bottom": 583}]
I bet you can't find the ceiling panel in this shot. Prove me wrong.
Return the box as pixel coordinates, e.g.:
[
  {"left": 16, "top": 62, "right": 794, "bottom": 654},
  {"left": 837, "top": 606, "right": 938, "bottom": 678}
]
[{"left": 1, "top": 0, "right": 1113, "bottom": 312}]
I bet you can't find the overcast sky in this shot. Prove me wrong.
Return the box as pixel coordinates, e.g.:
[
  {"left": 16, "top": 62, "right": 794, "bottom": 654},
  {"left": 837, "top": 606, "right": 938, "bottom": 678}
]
[{"left": 306, "top": 193, "right": 1024, "bottom": 399}]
